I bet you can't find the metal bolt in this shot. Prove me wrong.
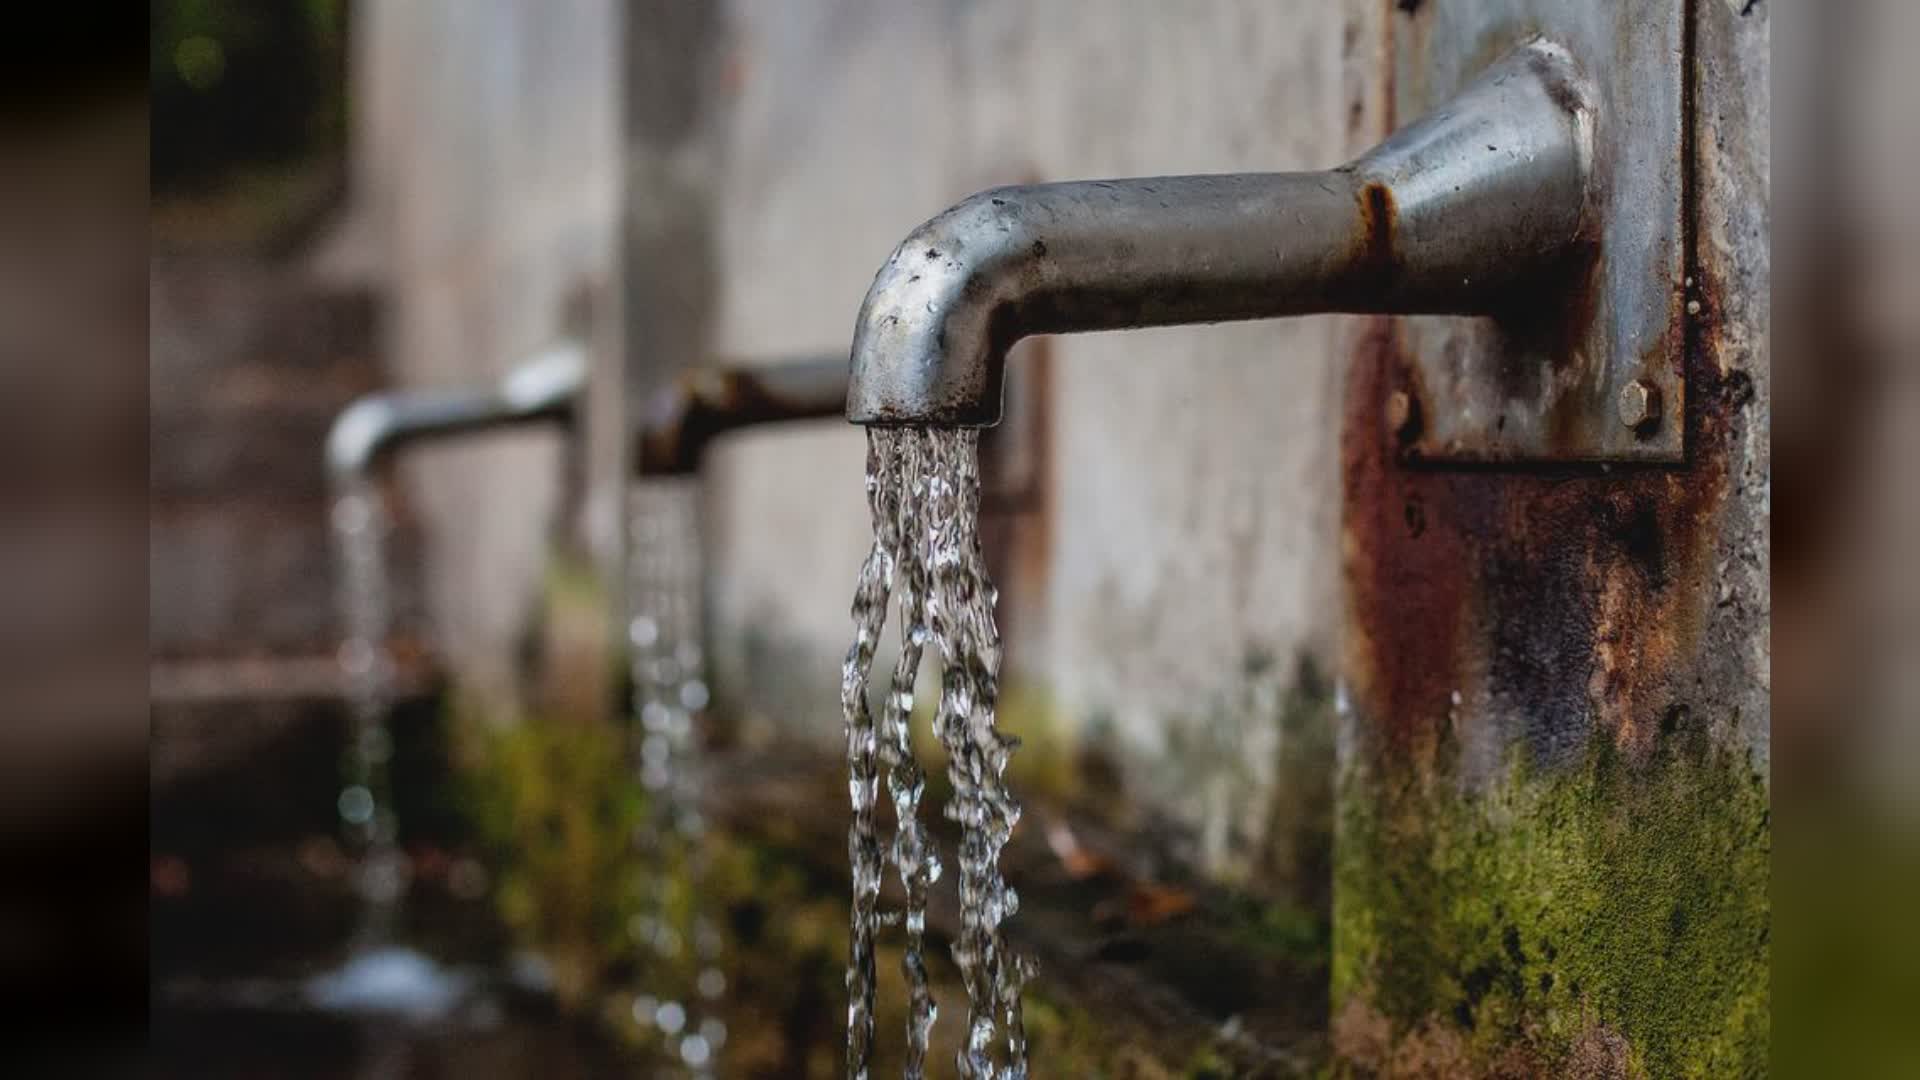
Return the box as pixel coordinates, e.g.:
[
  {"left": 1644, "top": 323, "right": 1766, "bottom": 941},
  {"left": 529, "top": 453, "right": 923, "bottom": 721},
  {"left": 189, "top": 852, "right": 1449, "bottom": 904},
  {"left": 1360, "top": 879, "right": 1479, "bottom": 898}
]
[
  {"left": 1386, "top": 390, "right": 1420, "bottom": 440},
  {"left": 1618, "top": 380, "right": 1661, "bottom": 431}
]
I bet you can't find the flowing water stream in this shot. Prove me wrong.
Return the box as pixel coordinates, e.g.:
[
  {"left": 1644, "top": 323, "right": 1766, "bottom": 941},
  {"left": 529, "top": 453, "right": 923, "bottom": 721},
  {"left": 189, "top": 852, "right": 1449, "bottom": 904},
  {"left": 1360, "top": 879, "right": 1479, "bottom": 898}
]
[
  {"left": 325, "top": 476, "right": 476, "bottom": 1037},
  {"left": 843, "top": 428, "right": 1029, "bottom": 1080},
  {"left": 329, "top": 476, "right": 408, "bottom": 944},
  {"left": 626, "top": 480, "right": 729, "bottom": 1076}
]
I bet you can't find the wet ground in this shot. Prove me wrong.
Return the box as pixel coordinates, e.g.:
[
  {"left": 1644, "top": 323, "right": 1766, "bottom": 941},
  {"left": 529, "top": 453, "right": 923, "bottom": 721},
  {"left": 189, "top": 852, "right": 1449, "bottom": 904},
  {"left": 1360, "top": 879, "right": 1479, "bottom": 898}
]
[
  {"left": 153, "top": 987, "right": 637, "bottom": 1079},
  {"left": 151, "top": 694, "right": 657, "bottom": 1078},
  {"left": 152, "top": 696, "right": 1329, "bottom": 1077}
]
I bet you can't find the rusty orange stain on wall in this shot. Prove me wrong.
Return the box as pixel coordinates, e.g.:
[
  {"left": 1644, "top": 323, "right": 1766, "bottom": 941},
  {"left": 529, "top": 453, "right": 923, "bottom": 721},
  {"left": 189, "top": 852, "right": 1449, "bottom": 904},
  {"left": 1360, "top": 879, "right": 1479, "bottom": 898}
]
[{"left": 1342, "top": 289, "right": 1741, "bottom": 773}]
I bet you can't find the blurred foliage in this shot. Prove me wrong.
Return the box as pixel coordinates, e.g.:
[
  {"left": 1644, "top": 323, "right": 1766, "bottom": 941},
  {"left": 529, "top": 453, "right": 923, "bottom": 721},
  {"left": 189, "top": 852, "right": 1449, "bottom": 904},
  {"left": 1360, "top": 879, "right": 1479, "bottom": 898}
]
[
  {"left": 1334, "top": 729, "right": 1769, "bottom": 1077},
  {"left": 1774, "top": 806, "right": 1920, "bottom": 1079},
  {"left": 462, "top": 713, "right": 646, "bottom": 1003},
  {"left": 150, "top": 0, "right": 346, "bottom": 193}
]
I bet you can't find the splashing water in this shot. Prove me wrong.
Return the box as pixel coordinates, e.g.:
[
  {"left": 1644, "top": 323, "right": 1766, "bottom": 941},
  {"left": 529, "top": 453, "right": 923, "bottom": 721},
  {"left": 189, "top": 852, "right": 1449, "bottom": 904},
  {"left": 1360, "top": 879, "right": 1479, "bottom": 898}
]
[
  {"left": 843, "top": 428, "right": 1029, "bottom": 1080},
  {"left": 627, "top": 479, "right": 728, "bottom": 1077},
  {"left": 329, "top": 476, "right": 409, "bottom": 944}
]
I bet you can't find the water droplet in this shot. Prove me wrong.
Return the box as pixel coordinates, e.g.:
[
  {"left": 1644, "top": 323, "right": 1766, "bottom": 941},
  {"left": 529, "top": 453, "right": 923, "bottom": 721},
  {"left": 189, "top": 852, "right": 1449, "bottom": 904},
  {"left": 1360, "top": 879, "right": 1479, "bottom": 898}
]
[
  {"left": 337, "top": 785, "right": 375, "bottom": 825},
  {"left": 642, "top": 734, "right": 670, "bottom": 766},
  {"left": 680, "top": 680, "right": 710, "bottom": 710},
  {"left": 679, "top": 1033, "right": 711, "bottom": 1066}
]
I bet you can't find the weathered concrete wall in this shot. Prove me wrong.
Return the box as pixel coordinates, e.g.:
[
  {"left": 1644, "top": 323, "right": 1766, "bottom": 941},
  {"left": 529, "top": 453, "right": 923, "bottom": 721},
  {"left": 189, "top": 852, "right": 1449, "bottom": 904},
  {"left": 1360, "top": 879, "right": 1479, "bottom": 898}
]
[
  {"left": 700, "top": 0, "right": 1358, "bottom": 874},
  {"left": 351, "top": 0, "right": 625, "bottom": 701}
]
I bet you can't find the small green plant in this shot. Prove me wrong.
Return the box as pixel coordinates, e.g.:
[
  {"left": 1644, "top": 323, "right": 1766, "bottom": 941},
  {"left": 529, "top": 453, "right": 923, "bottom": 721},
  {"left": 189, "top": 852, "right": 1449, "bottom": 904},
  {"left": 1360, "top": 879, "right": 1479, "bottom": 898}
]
[{"left": 464, "top": 714, "right": 645, "bottom": 1002}]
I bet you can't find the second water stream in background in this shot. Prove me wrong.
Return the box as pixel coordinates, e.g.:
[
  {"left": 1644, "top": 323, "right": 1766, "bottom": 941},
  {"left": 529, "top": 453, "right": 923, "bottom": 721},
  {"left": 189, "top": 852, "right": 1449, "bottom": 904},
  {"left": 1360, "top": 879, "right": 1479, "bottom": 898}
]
[
  {"left": 626, "top": 479, "right": 731, "bottom": 1075},
  {"left": 330, "top": 476, "right": 410, "bottom": 946}
]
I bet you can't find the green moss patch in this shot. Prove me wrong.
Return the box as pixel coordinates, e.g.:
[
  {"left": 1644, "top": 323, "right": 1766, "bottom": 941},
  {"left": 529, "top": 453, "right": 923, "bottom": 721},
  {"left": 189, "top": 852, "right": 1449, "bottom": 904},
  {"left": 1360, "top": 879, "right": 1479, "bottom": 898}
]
[{"left": 1334, "top": 728, "right": 1769, "bottom": 1077}]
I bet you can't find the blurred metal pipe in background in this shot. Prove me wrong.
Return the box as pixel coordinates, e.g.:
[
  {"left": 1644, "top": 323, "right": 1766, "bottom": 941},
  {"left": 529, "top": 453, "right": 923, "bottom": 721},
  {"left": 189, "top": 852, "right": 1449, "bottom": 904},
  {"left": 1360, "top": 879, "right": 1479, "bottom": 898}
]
[
  {"left": 325, "top": 340, "right": 588, "bottom": 481},
  {"left": 633, "top": 354, "right": 848, "bottom": 477}
]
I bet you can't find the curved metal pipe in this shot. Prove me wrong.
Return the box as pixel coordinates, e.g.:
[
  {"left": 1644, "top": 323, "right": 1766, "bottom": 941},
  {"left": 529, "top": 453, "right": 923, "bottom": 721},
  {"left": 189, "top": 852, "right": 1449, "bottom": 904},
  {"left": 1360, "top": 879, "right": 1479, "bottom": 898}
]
[
  {"left": 633, "top": 354, "right": 849, "bottom": 477},
  {"left": 847, "top": 40, "right": 1594, "bottom": 426},
  {"left": 325, "top": 341, "right": 588, "bottom": 481}
]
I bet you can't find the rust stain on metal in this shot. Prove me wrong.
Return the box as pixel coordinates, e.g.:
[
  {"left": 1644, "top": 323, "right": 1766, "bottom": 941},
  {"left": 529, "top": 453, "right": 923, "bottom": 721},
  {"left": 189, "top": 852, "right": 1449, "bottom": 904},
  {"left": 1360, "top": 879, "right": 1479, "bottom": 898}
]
[
  {"left": 1344, "top": 322, "right": 1473, "bottom": 759},
  {"left": 633, "top": 360, "right": 848, "bottom": 477},
  {"left": 1344, "top": 279, "right": 1741, "bottom": 769},
  {"left": 1355, "top": 181, "right": 1399, "bottom": 289}
]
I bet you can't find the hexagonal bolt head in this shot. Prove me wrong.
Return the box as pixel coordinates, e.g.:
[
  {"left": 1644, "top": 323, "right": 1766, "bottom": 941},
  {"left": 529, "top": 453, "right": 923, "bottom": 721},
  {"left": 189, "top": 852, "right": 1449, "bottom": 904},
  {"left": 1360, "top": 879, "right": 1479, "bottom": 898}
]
[{"left": 1618, "top": 380, "right": 1662, "bottom": 432}]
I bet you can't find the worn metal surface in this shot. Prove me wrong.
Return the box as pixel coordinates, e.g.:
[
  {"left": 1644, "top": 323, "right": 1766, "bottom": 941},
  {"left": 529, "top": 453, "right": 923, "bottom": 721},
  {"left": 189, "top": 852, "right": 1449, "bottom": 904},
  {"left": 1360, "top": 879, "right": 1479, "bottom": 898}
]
[
  {"left": 846, "top": 43, "right": 1591, "bottom": 428},
  {"left": 1390, "top": 0, "right": 1688, "bottom": 463},
  {"left": 324, "top": 342, "right": 587, "bottom": 480},
  {"left": 632, "top": 354, "right": 849, "bottom": 476}
]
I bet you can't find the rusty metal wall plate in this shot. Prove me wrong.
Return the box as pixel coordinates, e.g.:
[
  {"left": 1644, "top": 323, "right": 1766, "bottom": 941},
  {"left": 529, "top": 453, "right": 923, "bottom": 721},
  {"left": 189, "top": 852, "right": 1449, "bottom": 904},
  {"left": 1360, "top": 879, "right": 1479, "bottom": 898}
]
[{"left": 1390, "top": 0, "right": 1687, "bottom": 464}]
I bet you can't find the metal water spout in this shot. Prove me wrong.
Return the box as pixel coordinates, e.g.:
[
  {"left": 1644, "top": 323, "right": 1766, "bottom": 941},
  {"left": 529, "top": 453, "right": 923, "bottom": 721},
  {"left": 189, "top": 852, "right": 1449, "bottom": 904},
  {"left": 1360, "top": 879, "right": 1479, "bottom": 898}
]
[
  {"left": 325, "top": 340, "right": 588, "bottom": 482},
  {"left": 633, "top": 355, "right": 850, "bottom": 476},
  {"left": 846, "top": 41, "right": 1593, "bottom": 427}
]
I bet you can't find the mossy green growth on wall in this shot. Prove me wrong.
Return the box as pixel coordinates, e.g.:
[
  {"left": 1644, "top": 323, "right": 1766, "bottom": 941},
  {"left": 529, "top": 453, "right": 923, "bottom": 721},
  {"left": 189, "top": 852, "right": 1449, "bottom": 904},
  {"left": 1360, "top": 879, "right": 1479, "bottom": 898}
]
[{"left": 1332, "top": 726, "right": 1769, "bottom": 1078}]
